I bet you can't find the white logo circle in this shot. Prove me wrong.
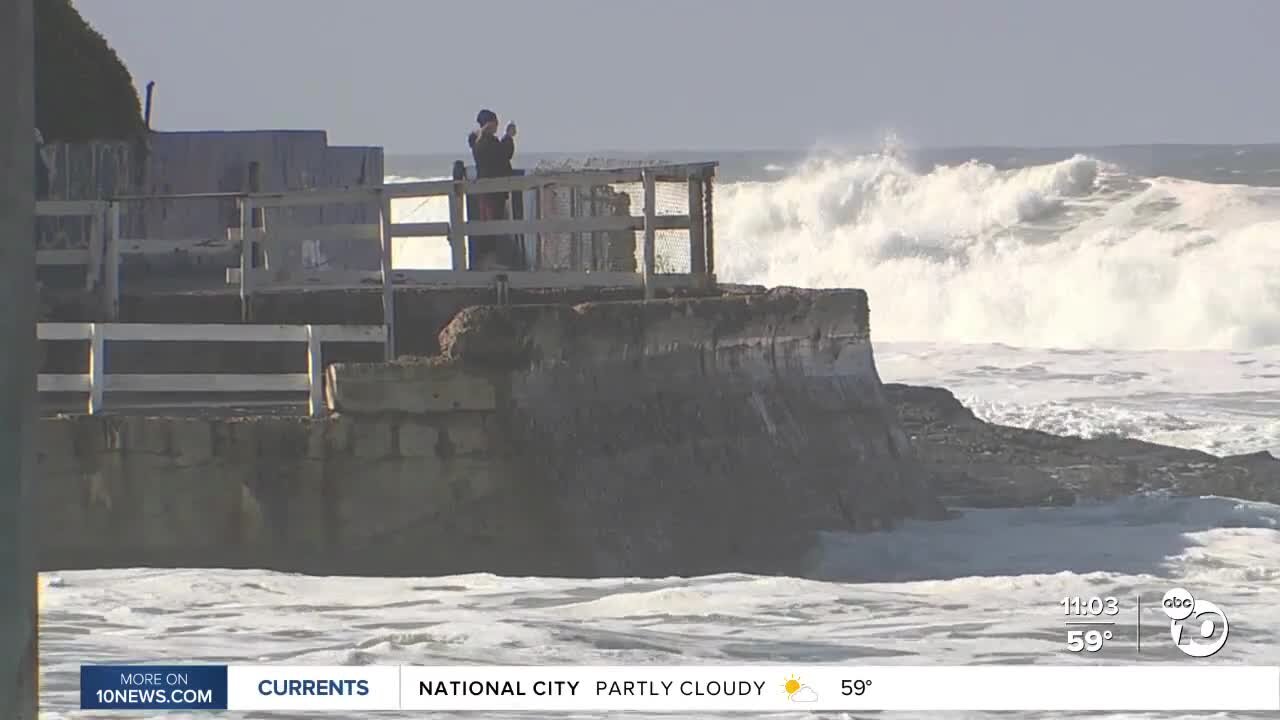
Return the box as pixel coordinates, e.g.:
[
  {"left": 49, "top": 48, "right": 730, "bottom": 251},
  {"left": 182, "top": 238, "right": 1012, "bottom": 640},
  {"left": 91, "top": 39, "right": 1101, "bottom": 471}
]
[{"left": 1162, "top": 587, "right": 1195, "bottom": 621}]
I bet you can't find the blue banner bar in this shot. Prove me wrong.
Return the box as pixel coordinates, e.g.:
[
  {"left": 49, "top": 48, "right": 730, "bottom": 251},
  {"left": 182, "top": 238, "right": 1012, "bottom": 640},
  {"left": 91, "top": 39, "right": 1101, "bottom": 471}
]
[{"left": 81, "top": 665, "right": 228, "bottom": 710}]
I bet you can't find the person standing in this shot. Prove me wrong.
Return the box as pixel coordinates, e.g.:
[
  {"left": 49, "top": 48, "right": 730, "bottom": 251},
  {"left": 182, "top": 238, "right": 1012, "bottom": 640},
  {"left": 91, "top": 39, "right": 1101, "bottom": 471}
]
[{"left": 467, "top": 109, "right": 516, "bottom": 269}]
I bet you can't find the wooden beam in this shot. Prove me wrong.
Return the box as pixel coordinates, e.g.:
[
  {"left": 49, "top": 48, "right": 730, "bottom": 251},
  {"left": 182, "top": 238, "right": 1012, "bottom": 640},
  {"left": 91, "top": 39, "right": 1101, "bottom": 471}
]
[
  {"left": 389, "top": 221, "right": 451, "bottom": 238},
  {"left": 239, "top": 198, "right": 253, "bottom": 321},
  {"left": 642, "top": 170, "right": 656, "bottom": 300},
  {"left": 464, "top": 214, "right": 689, "bottom": 238},
  {"left": 379, "top": 191, "right": 396, "bottom": 360},
  {"left": 248, "top": 188, "right": 377, "bottom": 208},
  {"left": 85, "top": 208, "right": 102, "bottom": 292},
  {"left": 382, "top": 162, "right": 720, "bottom": 198},
  {"left": 235, "top": 268, "right": 702, "bottom": 290},
  {"left": 35, "top": 199, "right": 107, "bottom": 217},
  {"left": 105, "top": 202, "right": 121, "bottom": 320},
  {"left": 448, "top": 178, "right": 466, "bottom": 270},
  {"left": 120, "top": 236, "right": 236, "bottom": 255},
  {"left": 688, "top": 176, "right": 706, "bottom": 275},
  {"left": 308, "top": 325, "right": 387, "bottom": 343}
]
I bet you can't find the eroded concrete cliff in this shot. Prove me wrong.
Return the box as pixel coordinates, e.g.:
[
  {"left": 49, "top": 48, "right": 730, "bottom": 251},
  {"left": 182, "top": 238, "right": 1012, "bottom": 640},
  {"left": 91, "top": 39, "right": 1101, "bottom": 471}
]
[{"left": 37, "top": 288, "right": 945, "bottom": 577}]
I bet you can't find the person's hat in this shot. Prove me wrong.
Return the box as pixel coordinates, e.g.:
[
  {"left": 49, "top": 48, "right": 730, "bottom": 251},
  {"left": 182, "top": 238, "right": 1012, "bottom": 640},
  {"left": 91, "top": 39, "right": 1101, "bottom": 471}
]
[{"left": 476, "top": 109, "right": 497, "bottom": 126}]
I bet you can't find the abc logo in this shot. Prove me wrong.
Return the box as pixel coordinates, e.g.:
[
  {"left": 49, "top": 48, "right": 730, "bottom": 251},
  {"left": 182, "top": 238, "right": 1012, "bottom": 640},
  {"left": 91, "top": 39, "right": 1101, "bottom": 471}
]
[{"left": 1161, "top": 587, "right": 1229, "bottom": 658}]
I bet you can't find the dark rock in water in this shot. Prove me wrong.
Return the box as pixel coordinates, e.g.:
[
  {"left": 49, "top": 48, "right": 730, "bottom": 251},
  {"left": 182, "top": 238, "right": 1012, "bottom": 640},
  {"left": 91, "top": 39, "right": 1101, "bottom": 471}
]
[{"left": 884, "top": 384, "right": 1280, "bottom": 508}]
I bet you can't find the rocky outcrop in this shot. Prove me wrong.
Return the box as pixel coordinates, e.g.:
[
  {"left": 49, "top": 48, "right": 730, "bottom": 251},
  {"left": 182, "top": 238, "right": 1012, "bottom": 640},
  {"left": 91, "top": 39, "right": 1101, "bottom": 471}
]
[{"left": 885, "top": 384, "right": 1280, "bottom": 508}]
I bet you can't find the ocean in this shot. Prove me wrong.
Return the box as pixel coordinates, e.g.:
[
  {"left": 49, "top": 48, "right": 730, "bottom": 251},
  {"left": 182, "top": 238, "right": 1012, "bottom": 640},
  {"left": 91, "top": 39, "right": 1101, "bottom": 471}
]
[{"left": 41, "top": 144, "right": 1280, "bottom": 718}]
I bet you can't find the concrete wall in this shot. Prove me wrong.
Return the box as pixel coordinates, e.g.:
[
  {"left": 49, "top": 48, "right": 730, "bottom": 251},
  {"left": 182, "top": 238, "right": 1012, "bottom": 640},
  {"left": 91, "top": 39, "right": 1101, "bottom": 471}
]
[
  {"left": 37, "top": 288, "right": 945, "bottom": 577},
  {"left": 39, "top": 285, "right": 719, "bottom": 376}
]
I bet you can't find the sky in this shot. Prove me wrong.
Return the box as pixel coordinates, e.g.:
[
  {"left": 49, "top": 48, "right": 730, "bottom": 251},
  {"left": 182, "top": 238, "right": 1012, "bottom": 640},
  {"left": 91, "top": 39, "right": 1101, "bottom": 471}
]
[{"left": 75, "top": 0, "right": 1280, "bottom": 154}]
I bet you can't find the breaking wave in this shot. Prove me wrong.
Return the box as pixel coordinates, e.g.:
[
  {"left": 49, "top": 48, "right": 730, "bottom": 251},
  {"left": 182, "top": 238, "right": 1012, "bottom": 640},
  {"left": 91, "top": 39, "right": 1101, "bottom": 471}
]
[{"left": 715, "top": 153, "right": 1280, "bottom": 350}]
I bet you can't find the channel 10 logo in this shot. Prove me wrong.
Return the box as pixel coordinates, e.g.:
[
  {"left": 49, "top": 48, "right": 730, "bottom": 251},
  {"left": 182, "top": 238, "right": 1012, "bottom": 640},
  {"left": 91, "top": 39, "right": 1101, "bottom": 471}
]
[{"left": 1161, "top": 587, "right": 1229, "bottom": 658}]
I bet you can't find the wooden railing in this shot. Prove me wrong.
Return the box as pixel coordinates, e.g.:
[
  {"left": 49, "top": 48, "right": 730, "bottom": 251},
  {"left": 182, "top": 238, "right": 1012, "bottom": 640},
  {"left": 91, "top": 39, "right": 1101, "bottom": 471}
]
[
  {"left": 37, "top": 161, "right": 717, "bottom": 359},
  {"left": 38, "top": 323, "right": 386, "bottom": 417},
  {"left": 36, "top": 200, "right": 121, "bottom": 318}
]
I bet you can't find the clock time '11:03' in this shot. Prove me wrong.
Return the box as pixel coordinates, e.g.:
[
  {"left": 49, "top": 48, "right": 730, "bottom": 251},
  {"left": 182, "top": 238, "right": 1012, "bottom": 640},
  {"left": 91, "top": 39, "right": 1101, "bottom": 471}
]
[{"left": 1062, "top": 596, "right": 1119, "bottom": 616}]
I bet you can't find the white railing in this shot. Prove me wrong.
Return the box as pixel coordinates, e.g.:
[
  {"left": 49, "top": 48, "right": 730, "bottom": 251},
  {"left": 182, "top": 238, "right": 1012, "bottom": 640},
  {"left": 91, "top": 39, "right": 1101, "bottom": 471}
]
[
  {"left": 39, "top": 162, "right": 717, "bottom": 359},
  {"left": 38, "top": 323, "right": 386, "bottom": 417},
  {"left": 231, "top": 162, "right": 716, "bottom": 356}
]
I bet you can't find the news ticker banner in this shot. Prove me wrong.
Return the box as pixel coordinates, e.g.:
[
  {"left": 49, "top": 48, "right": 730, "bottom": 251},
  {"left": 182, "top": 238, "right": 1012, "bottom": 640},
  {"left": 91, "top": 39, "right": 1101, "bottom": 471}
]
[{"left": 81, "top": 664, "right": 1280, "bottom": 712}]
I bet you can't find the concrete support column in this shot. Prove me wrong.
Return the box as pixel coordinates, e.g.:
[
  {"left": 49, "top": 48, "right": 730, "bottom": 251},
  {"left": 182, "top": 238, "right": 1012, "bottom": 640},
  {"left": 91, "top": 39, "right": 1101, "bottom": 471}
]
[{"left": 0, "top": 0, "right": 41, "bottom": 717}]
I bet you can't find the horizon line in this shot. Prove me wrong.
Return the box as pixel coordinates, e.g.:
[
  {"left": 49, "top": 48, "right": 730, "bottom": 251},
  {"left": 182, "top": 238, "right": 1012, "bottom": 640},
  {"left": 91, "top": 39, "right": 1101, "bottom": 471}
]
[{"left": 382, "top": 140, "right": 1280, "bottom": 157}]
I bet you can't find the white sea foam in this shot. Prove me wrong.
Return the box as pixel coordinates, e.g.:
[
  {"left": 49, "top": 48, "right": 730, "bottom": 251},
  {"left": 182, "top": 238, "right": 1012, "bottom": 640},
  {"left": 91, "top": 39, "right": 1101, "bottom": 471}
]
[
  {"left": 714, "top": 154, "right": 1280, "bottom": 350},
  {"left": 40, "top": 491, "right": 1280, "bottom": 719}
]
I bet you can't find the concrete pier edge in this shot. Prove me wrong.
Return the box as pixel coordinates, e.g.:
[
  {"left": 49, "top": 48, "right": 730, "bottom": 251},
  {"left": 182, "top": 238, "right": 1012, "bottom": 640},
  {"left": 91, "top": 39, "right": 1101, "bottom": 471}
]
[{"left": 37, "top": 287, "right": 945, "bottom": 577}]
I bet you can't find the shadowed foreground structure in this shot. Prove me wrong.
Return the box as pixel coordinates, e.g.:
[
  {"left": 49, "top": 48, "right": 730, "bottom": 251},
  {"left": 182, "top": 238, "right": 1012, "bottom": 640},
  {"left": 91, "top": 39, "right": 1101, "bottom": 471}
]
[
  {"left": 1, "top": 0, "right": 40, "bottom": 717},
  {"left": 36, "top": 289, "right": 945, "bottom": 577}
]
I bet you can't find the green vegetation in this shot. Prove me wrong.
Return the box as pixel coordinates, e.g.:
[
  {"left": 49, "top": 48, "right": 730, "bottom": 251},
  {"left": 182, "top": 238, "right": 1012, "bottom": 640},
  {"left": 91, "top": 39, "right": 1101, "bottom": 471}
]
[{"left": 35, "top": 0, "right": 145, "bottom": 142}]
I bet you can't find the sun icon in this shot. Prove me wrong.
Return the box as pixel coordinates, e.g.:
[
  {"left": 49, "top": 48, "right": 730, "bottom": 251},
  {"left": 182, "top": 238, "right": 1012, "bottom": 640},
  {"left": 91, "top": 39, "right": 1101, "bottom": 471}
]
[{"left": 783, "top": 674, "right": 802, "bottom": 697}]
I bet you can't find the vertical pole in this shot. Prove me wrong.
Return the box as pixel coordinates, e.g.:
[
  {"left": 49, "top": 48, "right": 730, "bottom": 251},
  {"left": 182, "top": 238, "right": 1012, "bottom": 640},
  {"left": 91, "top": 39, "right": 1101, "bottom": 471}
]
[
  {"left": 105, "top": 201, "right": 120, "bottom": 320},
  {"left": 239, "top": 197, "right": 253, "bottom": 322},
  {"left": 569, "top": 186, "right": 580, "bottom": 271},
  {"left": 534, "top": 185, "right": 544, "bottom": 271},
  {"left": 306, "top": 324, "right": 323, "bottom": 417},
  {"left": 642, "top": 169, "right": 656, "bottom": 300},
  {"left": 86, "top": 205, "right": 102, "bottom": 293},
  {"left": 247, "top": 161, "right": 264, "bottom": 268},
  {"left": 88, "top": 323, "right": 104, "bottom": 414},
  {"left": 687, "top": 173, "right": 706, "bottom": 277},
  {"left": 0, "top": 0, "right": 40, "bottom": 715},
  {"left": 378, "top": 190, "right": 395, "bottom": 360},
  {"left": 449, "top": 161, "right": 467, "bottom": 270},
  {"left": 704, "top": 175, "right": 715, "bottom": 279}
]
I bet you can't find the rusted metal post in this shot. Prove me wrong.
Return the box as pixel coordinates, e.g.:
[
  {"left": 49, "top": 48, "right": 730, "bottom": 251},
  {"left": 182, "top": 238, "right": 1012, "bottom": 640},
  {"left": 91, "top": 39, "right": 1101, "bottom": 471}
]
[{"left": 0, "top": 0, "right": 41, "bottom": 716}]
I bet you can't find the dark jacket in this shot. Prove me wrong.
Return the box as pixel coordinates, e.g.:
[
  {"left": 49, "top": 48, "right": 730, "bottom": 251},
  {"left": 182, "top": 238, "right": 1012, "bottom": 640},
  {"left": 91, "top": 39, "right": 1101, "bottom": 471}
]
[{"left": 468, "top": 131, "right": 515, "bottom": 179}]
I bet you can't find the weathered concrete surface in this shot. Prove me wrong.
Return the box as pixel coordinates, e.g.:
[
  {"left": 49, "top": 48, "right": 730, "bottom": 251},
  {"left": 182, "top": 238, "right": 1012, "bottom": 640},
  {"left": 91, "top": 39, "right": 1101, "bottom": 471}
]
[
  {"left": 886, "top": 384, "right": 1280, "bottom": 508},
  {"left": 327, "top": 289, "right": 946, "bottom": 576},
  {"left": 38, "top": 288, "right": 946, "bottom": 577},
  {"left": 35, "top": 413, "right": 553, "bottom": 576}
]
